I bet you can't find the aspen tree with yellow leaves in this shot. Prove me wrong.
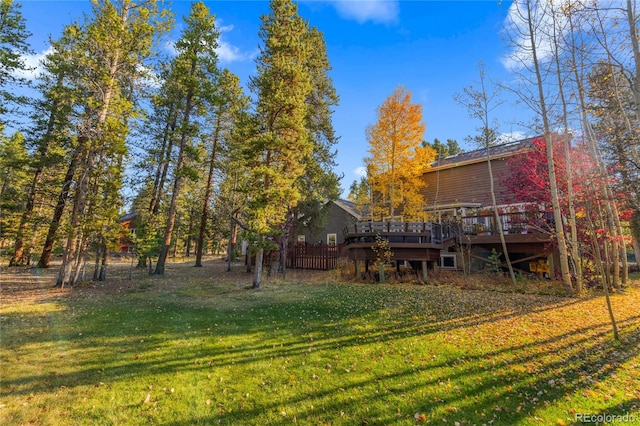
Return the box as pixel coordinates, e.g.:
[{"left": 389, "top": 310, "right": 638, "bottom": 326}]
[{"left": 365, "top": 86, "right": 434, "bottom": 221}]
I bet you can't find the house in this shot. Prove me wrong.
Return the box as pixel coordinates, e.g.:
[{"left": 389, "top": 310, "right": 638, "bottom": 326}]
[
  {"left": 295, "top": 198, "right": 363, "bottom": 245},
  {"left": 419, "top": 137, "right": 557, "bottom": 275},
  {"left": 294, "top": 137, "right": 562, "bottom": 276},
  {"left": 118, "top": 212, "right": 138, "bottom": 253},
  {"left": 420, "top": 138, "right": 535, "bottom": 219}
]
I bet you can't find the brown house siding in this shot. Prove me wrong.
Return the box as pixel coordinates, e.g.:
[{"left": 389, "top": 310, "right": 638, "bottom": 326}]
[{"left": 421, "top": 155, "right": 523, "bottom": 209}]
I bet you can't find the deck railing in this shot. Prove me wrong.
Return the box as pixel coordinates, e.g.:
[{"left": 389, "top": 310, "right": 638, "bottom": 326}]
[
  {"left": 343, "top": 221, "right": 444, "bottom": 245},
  {"left": 444, "top": 211, "right": 554, "bottom": 236}
]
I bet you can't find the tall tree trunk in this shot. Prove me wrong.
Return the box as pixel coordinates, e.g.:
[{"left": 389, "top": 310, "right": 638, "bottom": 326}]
[
  {"left": 155, "top": 164, "right": 182, "bottom": 275},
  {"left": 98, "top": 240, "right": 108, "bottom": 281},
  {"left": 550, "top": 9, "right": 583, "bottom": 292},
  {"left": 155, "top": 88, "right": 195, "bottom": 274},
  {"left": 195, "top": 119, "right": 220, "bottom": 267},
  {"left": 11, "top": 71, "right": 69, "bottom": 266},
  {"left": 57, "top": 2, "right": 129, "bottom": 285},
  {"left": 93, "top": 243, "right": 102, "bottom": 280},
  {"left": 39, "top": 147, "right": 81, "bottom": 268},
  {"left": 253, "top": 246, "right": 264, "bottom": 289},
  {"left": 9, "top": 166, "right": 43, "bottom": 266},
  {"left": 627, "top": 0, "right": 640, "bottom": 119},
  {"left": 487, "top": 155, "right": 517, "bottom": 285},
  {"left": 568, "top": 13, "right": 625, "bottom": 290},
  {"left": 525, "top": 0, "right": 573, "bottom": 294},
  {"left": 57, "top": 145, "right": 94, "bottom": 287},
  {"left": 585, "top": 198, "right": 619, "bottom": 341},
  {"left": 227, "top": 214, "right": 237, "bottom": 272},
  {"left": 149, "top": 106, "right": 177, "bottom": 215}
]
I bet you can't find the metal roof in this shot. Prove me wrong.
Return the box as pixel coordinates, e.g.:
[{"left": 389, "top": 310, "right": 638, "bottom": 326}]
[{"left": 430, "top": 137, "right": 535, "bottom": 170}]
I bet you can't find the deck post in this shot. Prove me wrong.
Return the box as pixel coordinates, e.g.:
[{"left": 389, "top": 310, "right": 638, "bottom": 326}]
[
  {"left": 355, "top": 259, "right": 362, "bottom": 280},
  {"left": 421, "top": 260, "right": 428, "bottom": 282}
]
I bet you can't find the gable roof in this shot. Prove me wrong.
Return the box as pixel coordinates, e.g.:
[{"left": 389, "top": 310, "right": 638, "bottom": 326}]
[
  {"left": 332, "top": 198, "right": 364, "bottom": 220},
  {"left": 120, "top": 212, "right": 138, "bottom": 223},
  {"left": 429, "top": 137, "right": 535, "bottom": 172}
]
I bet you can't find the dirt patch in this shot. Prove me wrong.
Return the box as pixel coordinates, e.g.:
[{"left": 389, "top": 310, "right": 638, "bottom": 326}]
[
  {"left": 0, "top": 266, "right": 69, "bottom": 304},
  {"left": 0, "top": 256, "right": 335, "bottom": 305}
]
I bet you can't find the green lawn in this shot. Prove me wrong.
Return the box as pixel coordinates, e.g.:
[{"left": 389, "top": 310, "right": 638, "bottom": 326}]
[{"left": 1, "top": 262, "right": 639, "bottom": 425}]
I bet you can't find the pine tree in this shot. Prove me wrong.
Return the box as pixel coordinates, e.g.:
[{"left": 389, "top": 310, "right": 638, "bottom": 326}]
[
  {"left": 54, "top": 0, "right": 170, "bottom": 287},
  {"left": 277, "top": 26, "right": 341, "bottom": 277},
  {"left": 422, "top": 138, "right": 463, "bottom": 159},
  {"left": 245, "top": 0, "right": 314, "bottom": 289},
  {"left": 0, "top": 131, "right": 29, "bottom": 249},
  {"left": 194, "top": 69, "right": 248, "bottom": 267},
  {"left": 10, "top": 26, "right": 79, "bottom": 266},
  {"left": 0, "top": 0, "right": 32, "bottom": 125},
  {"left": 154, "top": 1, "right": 219, "bottom": 275},
  {"left": 348, "top": 175, "right": 372, "bottom": 220}
]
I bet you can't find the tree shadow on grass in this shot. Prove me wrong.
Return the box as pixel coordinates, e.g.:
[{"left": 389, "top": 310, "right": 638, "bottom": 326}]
[{"left": 1, "top": 262, "right": 639, "bottom": 425}]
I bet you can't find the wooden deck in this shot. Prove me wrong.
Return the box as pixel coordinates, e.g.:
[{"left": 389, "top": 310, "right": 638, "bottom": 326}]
[
  {"left": 443, "top": 213, "right": 552, "bottom": 249},
  {"left": 342, "top": 214, "right": 554, "bottom": 278},
  {"left": 342, "top": 221, "right": 445, "bottom": 280},
  {"left": 442, "top": 213, "right": 555, "bottom": 274},
  {"left": 343, "top": 222, "right": 444, "bottom": 258}
]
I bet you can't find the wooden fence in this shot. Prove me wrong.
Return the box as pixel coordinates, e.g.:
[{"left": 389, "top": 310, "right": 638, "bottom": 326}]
[{"left": 287, "top": 243, "right": 341, "bottom": 270}]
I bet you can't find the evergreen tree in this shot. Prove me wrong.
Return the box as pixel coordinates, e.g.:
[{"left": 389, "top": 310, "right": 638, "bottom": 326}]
[
  {"left": 154, "top": 1, "right": 219, "bottom": 275},
  {"left": 0, "top": 0, "right": 32, "bottom": 125},
  {"left": 0, "top": 131, "right": 29, "bottom": 249},
  {"left": 53, "top": 0, "right": 170, "bottom": 287},
  {"left": 10, "top": 26, "right": 79, "bottom": 266},
  {"left": 278, "top": 25, "right": 341, "bottom": 277},
  {"left": 422, "top": 138, "right": 463, "bottom": 159},
  {"left": 245, "top": 0, "right": 314, "bottom": 288},
  {"left": 194, "top": 69, "right": 248, "bottom": 267},
  {"left": 347, "top": 175, "right": 371, "bottom": 219}
]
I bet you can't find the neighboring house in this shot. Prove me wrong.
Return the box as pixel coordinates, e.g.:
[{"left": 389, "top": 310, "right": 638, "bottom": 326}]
[
  {"left": 419, "top": 137, "right": 557, "bottom": 275},
  {"left": 295, "top": 199, "right": 362, "bottom": 245},
  {"left": 119, "top": 212, "right": 138, "bottom": 253}
]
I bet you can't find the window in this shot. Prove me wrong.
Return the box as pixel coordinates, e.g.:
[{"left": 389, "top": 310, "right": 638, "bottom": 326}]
[
  {"left": 327, "top": 233, "right": 337, "bottom": 245},
  {"left": 439, "top": 254, "right": 457, "bottom": 269},
  {"left": 297, "top": 235, "right": 306, "bottom": 243}
]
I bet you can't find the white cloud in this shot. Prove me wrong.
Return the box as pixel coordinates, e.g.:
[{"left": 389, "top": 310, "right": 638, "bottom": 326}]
[
  {"left": 14, "top": 46, "right": 54, "bottom": 81},
  {"left": 164, "top": 22, "right": 253, "bottom": 64},
  {"left": 354, "top": 166, "right": 367, "bottom": 177},
  {"left": 216, "top": 39, "right": 250, "bottom": 64},
  {"left": 498, "top": 131, "right": 527, "bottom": 143},
  {"left": 163, "top": 40, "right": 178, "bottom": 56},
  {"left": 330, "top": 0, "right": 399, "bottom": 24},
  {"left": 214, "top": 23, "right": 251, "bottom": 64},
  {"left": 500, "top": 0, "right": 570, "bottom": 72}
]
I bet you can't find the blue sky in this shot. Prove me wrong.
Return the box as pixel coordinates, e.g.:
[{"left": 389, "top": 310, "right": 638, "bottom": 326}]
[{"left": 18, "top": 0, "right": 531, "bottom": 196}]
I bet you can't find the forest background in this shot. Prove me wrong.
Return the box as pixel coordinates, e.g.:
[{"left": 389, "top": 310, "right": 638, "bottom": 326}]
[{"left": 1, "top": 0, "right": 639, "bottom": 294}]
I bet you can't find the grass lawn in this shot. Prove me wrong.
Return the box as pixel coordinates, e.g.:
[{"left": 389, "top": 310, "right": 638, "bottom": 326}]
[{"left": 1, "top": 259, "right": 639, "bottom": 425}]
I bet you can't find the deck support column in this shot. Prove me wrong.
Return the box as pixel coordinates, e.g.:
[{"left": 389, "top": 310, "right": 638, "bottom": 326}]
[
  {"left": 421, "top": 260, "right": 428, "bottom": 282},
  {"left": 355, "top": 259, "right": 362, "bottom": 280}
]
